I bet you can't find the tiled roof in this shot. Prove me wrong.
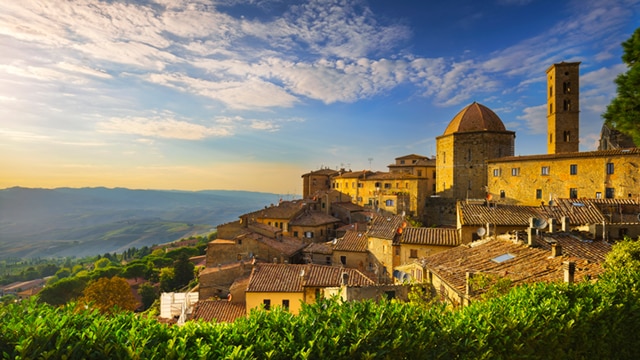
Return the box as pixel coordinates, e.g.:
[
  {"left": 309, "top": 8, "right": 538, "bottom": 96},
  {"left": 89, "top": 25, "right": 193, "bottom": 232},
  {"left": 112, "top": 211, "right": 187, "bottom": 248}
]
[
  {"left": 289, "top": 210, "right": 341, "bottom": 226},
  {"left": 244, "top": 200, "right": 307, "bottom": 220},
  {"left": 333, "top": 170, "right": 374, "bottom": 179},
  {"left": 424, "top": 238, "right": 603, "bottom": 298},
  {"left": 332, "top": 202, "right": 366, "bottom": 212},
  {"left": 334, "top": 231, "right": 368, "bottom": 252},
  {"left": 395, "top": 154, "right": 430, "bottom": 160},
  {"left": 190, "top": 300, "right": 246, "bottom": 323},
  {"left": 239, "top": 232, "right": 306, "bottom": 257},
  {"left": 534, "top": 233, "right": 611, "bottom": 263},
  {"left": 459, "top": 201, "right": 541, "bottom": 226},
  {"left": 301, "top": 168, "right": 339, "bottom": 177},
  {"left": 443, "top": 102, "right": 510, "bottom": 136},
  {"left": 336, "top": 222, "right": 368, "bottom": 232},
  {"left": 366, "top": 172, "right": 420, "bottom": 180},
  {"left": 367, "top": 215, "right": 406, "bottom": 240},
  {"left": 303, "top": 242, "right": 333, "bottom": 255},
  {"left": 539, "top": 198, "right": 605, "bottom": 225},
  {"left": 401, "top": 227, "right": 460, "bottom": 246},
  {"left": 487, "top": 147, "right": 640, "bottom": 163},
  {"left": 585, "top": 198, "right": 640, "bottom": 224},
  {"left": 246, "top": 264, "right": 375, "bottom": 292}
]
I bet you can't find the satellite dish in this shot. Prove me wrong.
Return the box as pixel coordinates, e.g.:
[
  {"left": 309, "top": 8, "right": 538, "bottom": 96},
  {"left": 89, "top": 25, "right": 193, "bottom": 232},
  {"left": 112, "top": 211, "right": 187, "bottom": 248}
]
[
  {"left": 477, "top": 227, "right": 487, "bottom": 237},
  {"left": 533, "top": 218, "right": 548, "bottom": 230},
  {"left": 637, "top": 213, "right": 640, "bottom": 222}
]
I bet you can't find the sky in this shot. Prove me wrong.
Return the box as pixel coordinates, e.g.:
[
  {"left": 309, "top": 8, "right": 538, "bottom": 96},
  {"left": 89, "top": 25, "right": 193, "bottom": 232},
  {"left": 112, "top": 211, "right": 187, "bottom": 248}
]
[{"left": 1, "top": 0, "right": 639, "bottom": 195}]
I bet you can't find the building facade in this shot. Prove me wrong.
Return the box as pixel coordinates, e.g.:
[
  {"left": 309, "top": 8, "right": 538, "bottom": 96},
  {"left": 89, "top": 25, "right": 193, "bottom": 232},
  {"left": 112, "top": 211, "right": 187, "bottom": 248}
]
[{"left": 547, "top": 62, "right": 580, "bottom": 154}]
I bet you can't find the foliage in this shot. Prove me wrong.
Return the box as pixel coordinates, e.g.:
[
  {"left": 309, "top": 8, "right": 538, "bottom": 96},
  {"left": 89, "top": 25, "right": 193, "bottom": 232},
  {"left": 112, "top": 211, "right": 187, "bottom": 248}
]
[
  {"left": 38, "top": 277, "right": 87, "bottom": 306},
  {"left": 603, "top": 27, "right": 640, "bottom": 146},
  {"left": 138, "top": 282, "right": 158, "bottom": 311},
  {"left": 80, "top": 276, "right": 138, "bottom": 314},
  {"left": 603, "top": 236, "right": 640, "bottom": 272},
  {"left": 468, "top": 272, "right": 513, "bottom": 300}
]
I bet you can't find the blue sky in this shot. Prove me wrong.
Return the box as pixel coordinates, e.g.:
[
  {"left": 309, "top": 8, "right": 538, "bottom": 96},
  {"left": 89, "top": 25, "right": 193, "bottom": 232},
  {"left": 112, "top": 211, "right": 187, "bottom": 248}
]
[{"left": 0, "top": 0, "right": 638, "bottom": 194}]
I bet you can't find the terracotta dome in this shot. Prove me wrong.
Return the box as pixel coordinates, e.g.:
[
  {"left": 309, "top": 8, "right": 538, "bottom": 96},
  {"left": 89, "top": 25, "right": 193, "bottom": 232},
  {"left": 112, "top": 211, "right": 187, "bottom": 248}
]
[{"left": 442, "top": 102, "right": 506, "bottom": 136}]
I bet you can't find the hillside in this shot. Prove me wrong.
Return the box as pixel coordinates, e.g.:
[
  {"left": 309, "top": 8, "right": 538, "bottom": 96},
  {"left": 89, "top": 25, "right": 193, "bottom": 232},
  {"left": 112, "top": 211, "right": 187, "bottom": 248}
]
[{"left": 0, "top": 187, "right": 285, "bottom": 258}]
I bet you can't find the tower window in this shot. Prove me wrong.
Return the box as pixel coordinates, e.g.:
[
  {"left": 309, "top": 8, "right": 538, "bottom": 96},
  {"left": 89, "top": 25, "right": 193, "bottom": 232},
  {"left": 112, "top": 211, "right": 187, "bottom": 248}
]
[
  {"left": 563, "top": 100, "right": 571, "bottom": 111},
  {"left": 549, "top": 86, "right": 553, "bottom": 97},
  {"left": 550, "top": 133, "right": 553, "bottom": 144},
  {"left": 563, "top": 81, "right": 571, "bottom": 94},
  {"left": 549, "top": 103, "right": 553, "bottom": 114},
  {"left": 564, "top": 131, "right": 571, "bottom": 142}
]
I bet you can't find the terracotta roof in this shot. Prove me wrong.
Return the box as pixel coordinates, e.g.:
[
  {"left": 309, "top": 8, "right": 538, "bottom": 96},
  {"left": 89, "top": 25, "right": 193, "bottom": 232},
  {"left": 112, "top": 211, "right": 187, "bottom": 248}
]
[
  {"left": 401, "top": 227, "right": 460, "bottom": 247},
  {"left": 332, "top": 202, "right": 365, "bottom": 212},
  {"left": 443, "top": 102, "right": 509, "bottom": 136},
  {"left": 239, "top": 232, "right": 306, "bottom": 257},
  {"left": 539, "top": 198, "right": 605, "bottom": 225},
  {"left": 244, "top": 200, "right": 307, "bottom": 220},
  {"left": 301, "top": 168, "right": 340, "bottom": 177},
  {"left": 459, "top": 201, "right": 541, "bottom": 226},
  {"left": 587, "top": 198, "right": 640, "bottom": 224},
  {"left": 424, "top": 238, "right": 603, "bottom": 299},
  {"left": 336, "top": 222, "right": 368, "bottom": 232},
  {"left": 367, "top": 215, "right": 406, "bottom": 240},
  {"left": 289, "top": 210, "right": 341, "bottom": 226},
  {"left": 487, "top": 147, "right": 640, "bottom": 163},
  {"left": 395, "top": 154, "right": 430, "bottom": 160},
  {"left": 199, "top": 262, "right": 246, "bottom": 276},
  {"left": 190, "top": 300, "right": 246, "bottom": 323},
  {"left": 334, "top": 231, "right": 368, "bottom": 252},
  {"left": 333, "top": 170, "right": 374, "bottom": 179},
  {"left": 246, "top": 264, "right": 375, "bottom": 292},
  {"left": 365, "top": 172, "right": 420, "bottom": 180},
  {"left": 303, "top": 242, "right": 333, "bottom": 255},
  {"left": 534, "top": 233, "right": 611, "bottom": 263}
]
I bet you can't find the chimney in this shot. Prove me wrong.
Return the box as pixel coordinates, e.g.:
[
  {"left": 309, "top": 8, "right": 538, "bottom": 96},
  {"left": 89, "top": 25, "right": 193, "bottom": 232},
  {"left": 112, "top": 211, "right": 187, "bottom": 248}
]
[
  {"left": 341, "top": 272, "right": 349, "bottom": 286},
  {"left": 561, "top": 217, "right": 570, "bottom": 232},
  {"left": 563, "top": 261, "right": 575, "bottom": 284},
  {"left": 548, "top": 218, "right": 557, "bottom": 233},
  {"left": 527, "top": 227, "right": 535, "bottom": 246},
  {"left": 465, "top": 272, "right": 475, "bottom": 296},
  {"left": 551, "top": 243, "right": 562, "bottom": 257}
]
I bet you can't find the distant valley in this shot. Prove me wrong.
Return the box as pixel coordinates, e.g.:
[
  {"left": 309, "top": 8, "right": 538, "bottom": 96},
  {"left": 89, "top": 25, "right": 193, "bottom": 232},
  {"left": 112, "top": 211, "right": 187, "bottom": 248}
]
[{"left": 0, "top": 187, "right": 285, "bottom": 259}]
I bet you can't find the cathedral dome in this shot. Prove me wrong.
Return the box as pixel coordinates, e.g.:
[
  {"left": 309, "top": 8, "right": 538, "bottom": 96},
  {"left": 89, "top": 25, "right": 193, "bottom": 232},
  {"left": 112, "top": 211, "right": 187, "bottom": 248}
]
[{"left": 442, "top": 102, "right": 507, "bottom": 136}]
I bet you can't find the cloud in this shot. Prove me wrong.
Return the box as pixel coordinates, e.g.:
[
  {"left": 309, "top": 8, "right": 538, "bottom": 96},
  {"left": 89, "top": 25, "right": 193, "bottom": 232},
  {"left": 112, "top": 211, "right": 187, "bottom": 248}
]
[
  {"left": 517, "top": 104, "right": 547, "bottom": 135},
  {"left": 98, "top": 116, "right": 232, "bottom": 140}
]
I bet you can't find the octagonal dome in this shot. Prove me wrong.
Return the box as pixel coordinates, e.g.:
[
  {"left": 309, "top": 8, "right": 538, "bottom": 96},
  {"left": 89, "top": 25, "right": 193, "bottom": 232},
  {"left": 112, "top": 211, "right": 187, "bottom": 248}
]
[{"left": 443, "top": 102, "right": 506, "bottom": 136}]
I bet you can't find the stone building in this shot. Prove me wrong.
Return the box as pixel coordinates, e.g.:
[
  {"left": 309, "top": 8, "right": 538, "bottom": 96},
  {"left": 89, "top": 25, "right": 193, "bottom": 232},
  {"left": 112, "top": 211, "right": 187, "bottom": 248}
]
[
  {"left": 435, "top": 102, "right": 515, "bottom": 200},
  {"left": 547, "top": 62, "right": 580, "bottom": 154},
  {"left": 301, "top": 168, "right": 339, "bottom": 198}
]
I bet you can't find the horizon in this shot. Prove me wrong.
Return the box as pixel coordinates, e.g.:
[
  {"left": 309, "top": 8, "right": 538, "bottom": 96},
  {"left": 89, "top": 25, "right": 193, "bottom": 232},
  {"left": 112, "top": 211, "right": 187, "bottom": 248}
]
[{"left": 1, "top": 0, "right": 638, "bottom": 194}]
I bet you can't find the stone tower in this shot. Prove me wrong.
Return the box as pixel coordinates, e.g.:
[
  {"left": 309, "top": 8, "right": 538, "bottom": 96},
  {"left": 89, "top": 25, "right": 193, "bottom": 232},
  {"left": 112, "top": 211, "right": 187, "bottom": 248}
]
[
  {"left": 546, "top": 62, "right": 580, "bottom": 154},
  {"left": 436, "top": 102, "right": 515, "bottom": 200}
]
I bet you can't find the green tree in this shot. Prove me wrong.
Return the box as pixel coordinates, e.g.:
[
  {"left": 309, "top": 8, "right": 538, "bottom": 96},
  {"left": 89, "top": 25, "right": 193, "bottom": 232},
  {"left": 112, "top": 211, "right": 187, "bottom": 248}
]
[
  {"left": 172, "top": 253, "right": 195, "bottom": 290},
  {"left": 80, "top": 276, "right": 138, "bottom": 313},
  {"left": 38, "top": 277, "right": 87, "bottom": 306},
  {"left": 94, "top": 257, "right": 112, "bottom": 269},
  {"left": 138, "top": 282, "right": 158, "bottom": 311},
  {"left": 603, "top": 27, "right": 640, "bottom": 146},
  {"left": 122, "top": 263, "right": 147, "bottom": 280},
  {"left": 159, "top": 267, "right": 175, "bottom": 292},
  {"left": 603, "top": 236, "right": 640, "bottom": 273}
]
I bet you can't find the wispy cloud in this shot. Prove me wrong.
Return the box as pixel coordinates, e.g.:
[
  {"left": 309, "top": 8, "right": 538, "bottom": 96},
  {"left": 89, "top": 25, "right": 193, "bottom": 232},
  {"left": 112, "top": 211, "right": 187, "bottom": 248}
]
[{"left": 98, "top": 116, "right": 232, "bottom": 140}]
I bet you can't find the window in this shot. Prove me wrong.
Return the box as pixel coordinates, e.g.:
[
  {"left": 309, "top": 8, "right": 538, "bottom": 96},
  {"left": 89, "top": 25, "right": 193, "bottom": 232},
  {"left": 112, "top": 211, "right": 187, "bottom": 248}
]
[
  {"left": 395, "top": 247, "right": 400, "bottom": 256},
  {"left": 500, "top": 190, "right": 505, "bottom": 199},
  {"left": 443, "top": 152, "right": 446, "bottom": 164},
  {"left": 549, "top": 133, "right": 553, "bottom": 143},
  {"left": 563, "top": 81, "right": 571, "bottom": 94},
  {"left": 305, "top": 231, "right": 314, "bottom": 238},
  {"left": 564, "top": 131, "right": 571, "bottom": 141},
  {"left": 384, "top": 183, "right": 391, "bottom": 189},
  {"left": 410, "top": 249, "right": 418, "bottom": 258},
  {"left": 374, "top": 182, "right": 381, "bottom": 188},
  {"left": 400, "top": 160, "right": 405, "bottom": 164},
  {"left": 491, "top": 253, "right": 515, "bottom": 263},
  {"left": 570, "top": 164, "right": 577, "bottom": 175},
  {"left": 596, "top": 192, "right": 602, "bottom": 199},
  {"left": 606, "top": 163, "right": 614, "bottom": 174},
  {"left": 511, "top": 168, "right": 520, "bottom": 176},
  {"left": 340, "top": 256, "right": 346, "bottom": 265},
  {"left": 237, "top": 239, "right": 242, "bottom": 245},
  {"left": 563, "top": 100, "right": 571, "bottom": 111},
  {"left": 606, "top": 188, "right": 615, "bottom": 199},
  {"left": 541, "top": 166, "right": 550, "bottom": 175},
  {"left": 570, "top": 188, "right": 578, "bottom": 199},
  {"left": 356, "top": 196, "right": 362, "bottom": 202},
  {"left": 549, "top": 103, "right": 553, "bottom": 114},
  {"left": 417, "top": 170, "right": 422, "bottom": 177},
  {"left": 549, "top": 86, "right": 553, "bottom": 97},
  {"left": 493, "top": 168, "right": 501, "bottom": 177},
  {"left": 282, "top": 299, "right": 289, "bottom": 310},
  {"left": 536, "top": 189, "right": 542, "bottom": 199},
  {"left": 263, "top": 299, "right": 271, "bottom": 310},
  {"left": 433, "top": 171, "right": 436, "bottom": 179},
  {"left": 326, "top": 256, "right": 331, "bottom": 265},
  {"left": 385, "top": 199, "right": 394, "bottom": 206}
]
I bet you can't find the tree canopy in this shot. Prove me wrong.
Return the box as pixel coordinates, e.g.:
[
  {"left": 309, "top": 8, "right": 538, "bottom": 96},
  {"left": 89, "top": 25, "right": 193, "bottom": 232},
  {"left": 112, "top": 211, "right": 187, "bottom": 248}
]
[
  {"left": 603, "top": 27, "right": 640, "bottom": 146},
  {"left": 80, "top": 276, "right": 138, "bottom": 313}
]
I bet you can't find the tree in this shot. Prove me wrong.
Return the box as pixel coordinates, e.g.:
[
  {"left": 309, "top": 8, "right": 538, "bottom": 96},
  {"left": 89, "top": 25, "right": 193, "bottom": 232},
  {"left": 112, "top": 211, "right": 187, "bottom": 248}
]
[
  {"left": 38, "top": 277, "right": 87, "bottom": 306},
  {"left": 172, "top": 253, "right": 195, "bottom": 290},
  {"left": 138, "top": 282, "right": 158, "bottom": 311},
  {"left": 603, "top": 237, "right": 640, "bottom": 273},
  {"left": 80, "top": 276, "right": 138, "bottom": 313},
  {"left": 603, "top": 27, "right": 640, "bottom": 146}
]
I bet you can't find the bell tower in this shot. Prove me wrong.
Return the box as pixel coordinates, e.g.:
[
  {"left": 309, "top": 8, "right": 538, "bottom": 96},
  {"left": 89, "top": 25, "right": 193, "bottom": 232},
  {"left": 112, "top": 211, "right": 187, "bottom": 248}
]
[{"left": 547, "top": 62, "right": 580, "bottom": 154}]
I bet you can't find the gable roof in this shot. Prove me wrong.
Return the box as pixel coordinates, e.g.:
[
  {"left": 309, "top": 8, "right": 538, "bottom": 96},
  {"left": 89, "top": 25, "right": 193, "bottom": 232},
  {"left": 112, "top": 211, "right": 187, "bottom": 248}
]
[
  {"left": 367, "top": 215, "right": 406, "bottom": 240},
  {"left": 246, "top": 264, "right": 375, "bottom": 292},
  {"left": 539, "top": 198, "right": 606, "bottom": 225},
  {"left": 289, "top": 210, "right": 341, "bottom": 226},
  {"left": 244, "top": 199, "right": 308, "bottom": 220},
  {"left": 303, "top": 242, "right": 333, "bottom": 255},
  {"left": 424, "top": 238, "right": 603, "bottom": 299},
  {"left": 190, "top": 300, "right": 246, "bottom": 323},
  {"left": 458, "top": 201, "right": 541, "bottom": 226},
  {"left": 334, "top": 230, "right": 368, "bottom": 252},
  {"left": 533, "top": 233, "right": 611, "bottom": 263},
  {"left": 238, "top": 231, "right": 306, "bottom": 257},
  {"left": 401, "top": 227, "right": 460, "bottom": 247}
]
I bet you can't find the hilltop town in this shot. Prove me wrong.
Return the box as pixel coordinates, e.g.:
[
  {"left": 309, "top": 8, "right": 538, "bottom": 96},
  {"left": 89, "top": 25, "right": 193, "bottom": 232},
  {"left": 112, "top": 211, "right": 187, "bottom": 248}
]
[{"left": 159, "top": 62, "right": 640, "bottom": 323}]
